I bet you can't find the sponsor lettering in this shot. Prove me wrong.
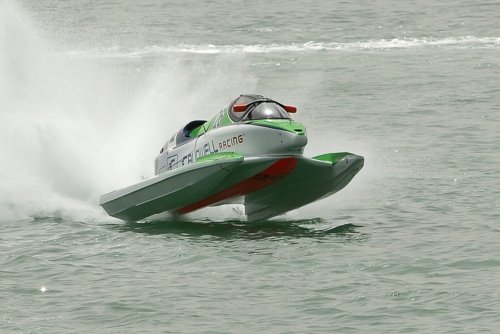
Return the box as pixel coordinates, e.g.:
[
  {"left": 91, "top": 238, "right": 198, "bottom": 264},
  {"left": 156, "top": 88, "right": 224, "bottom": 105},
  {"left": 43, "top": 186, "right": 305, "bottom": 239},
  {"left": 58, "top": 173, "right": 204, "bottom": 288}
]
[
  {"left": 165, "top": 135, "right": 244, "bottom": 170},
  {"left": 218, "top": 135, "right": 244, "bottom": 150},
  {"left": 167, "top": 155, "right": 178, "bottom": 169},
  {"left": 169, "top": 140, "right": 220, "bottom": 170}
]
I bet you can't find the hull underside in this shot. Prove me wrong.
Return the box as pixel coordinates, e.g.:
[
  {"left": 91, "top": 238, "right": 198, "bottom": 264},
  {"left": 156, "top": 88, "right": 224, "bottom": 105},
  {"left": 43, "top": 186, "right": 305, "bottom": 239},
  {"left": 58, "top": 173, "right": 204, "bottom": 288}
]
[{"left": 99, "top": 153, "right": 364, "bottom": 222}]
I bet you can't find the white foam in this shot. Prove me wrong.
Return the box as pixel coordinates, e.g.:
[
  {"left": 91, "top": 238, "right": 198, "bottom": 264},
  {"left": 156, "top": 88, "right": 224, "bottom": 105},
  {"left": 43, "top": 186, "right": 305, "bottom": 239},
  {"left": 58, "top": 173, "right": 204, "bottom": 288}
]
[
  {"left": 63, "top": 36, "right": 500, "bottom": 59},
  {"left": 0, "top": 0, "right": 256, "bottom": 222}
]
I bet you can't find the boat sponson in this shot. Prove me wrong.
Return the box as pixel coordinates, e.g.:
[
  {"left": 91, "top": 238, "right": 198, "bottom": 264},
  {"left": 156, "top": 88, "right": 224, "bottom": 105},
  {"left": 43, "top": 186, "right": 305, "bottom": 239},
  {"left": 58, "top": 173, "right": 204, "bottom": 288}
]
[
  {"left": 244, "top": 153, "right": 364, "bottom": 221},
  {"left": 99, "top": 153, "right": 363, "bottom": 221},
  {"left": 99, "top": 154, "right": 279, "bottom": 221}
]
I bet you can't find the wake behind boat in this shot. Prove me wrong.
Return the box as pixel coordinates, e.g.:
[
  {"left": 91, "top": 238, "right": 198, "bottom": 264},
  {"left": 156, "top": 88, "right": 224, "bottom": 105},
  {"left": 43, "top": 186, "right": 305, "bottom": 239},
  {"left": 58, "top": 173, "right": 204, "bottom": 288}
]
[{"left": 99, "top": 94, "right": 364, "bottom": 221}]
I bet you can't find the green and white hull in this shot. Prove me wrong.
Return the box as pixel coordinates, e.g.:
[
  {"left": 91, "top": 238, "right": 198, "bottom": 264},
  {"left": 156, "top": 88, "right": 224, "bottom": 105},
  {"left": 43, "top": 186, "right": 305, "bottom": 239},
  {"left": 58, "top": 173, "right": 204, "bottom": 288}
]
[
  {"left": 100, "top": 152, "right": 363, "bottom": 221},
  {"left": 99, "top": 94, "right": 364, "bottom": 221}
]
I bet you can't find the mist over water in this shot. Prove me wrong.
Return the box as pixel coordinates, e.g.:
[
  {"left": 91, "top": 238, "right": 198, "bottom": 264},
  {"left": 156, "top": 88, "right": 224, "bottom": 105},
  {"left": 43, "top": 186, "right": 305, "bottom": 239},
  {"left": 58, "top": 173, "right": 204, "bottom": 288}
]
[
  {"left": 0, "top": 0, "right": 257, "bottom": 221},
  {"left": 0, "top": 0, "right": 376, "bottom": 222},
  {"left": 2, "top": 0, "right": 500, "bottom": 333}
]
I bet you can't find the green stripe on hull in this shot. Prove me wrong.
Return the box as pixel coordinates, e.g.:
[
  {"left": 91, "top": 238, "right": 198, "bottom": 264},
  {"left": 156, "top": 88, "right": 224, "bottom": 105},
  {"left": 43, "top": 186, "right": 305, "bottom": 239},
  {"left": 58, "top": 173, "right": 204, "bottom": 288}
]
[
  {"left": 247, "top": 119, "right": 306, "bottom": 135},
  {"left": 196, "top": 152, "right": 243, "bottom": 163},
  {"left": 312, "top": 152, "right": 353, "bottom": 164}
]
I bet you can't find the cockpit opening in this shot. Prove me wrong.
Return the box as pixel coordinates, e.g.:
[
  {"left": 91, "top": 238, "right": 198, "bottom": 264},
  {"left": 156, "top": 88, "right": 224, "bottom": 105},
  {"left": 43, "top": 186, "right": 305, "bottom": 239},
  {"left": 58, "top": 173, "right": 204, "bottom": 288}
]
[{"left": 229, "top": 94, "right": 294, "bottom": 122}]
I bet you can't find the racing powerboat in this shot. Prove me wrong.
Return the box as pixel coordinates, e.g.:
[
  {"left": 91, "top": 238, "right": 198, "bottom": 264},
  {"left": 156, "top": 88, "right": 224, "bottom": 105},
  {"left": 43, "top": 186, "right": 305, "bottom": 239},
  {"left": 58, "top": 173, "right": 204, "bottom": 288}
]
[{"left": 99, "top": 94, "right": 364, "bottom": 221}]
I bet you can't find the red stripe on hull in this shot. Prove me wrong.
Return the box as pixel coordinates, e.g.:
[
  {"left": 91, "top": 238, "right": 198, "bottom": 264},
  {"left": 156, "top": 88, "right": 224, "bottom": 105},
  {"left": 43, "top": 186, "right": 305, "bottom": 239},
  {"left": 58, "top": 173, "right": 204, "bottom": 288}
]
[{"left": 178, "top": 158, "right": 297, "bottom": 214}]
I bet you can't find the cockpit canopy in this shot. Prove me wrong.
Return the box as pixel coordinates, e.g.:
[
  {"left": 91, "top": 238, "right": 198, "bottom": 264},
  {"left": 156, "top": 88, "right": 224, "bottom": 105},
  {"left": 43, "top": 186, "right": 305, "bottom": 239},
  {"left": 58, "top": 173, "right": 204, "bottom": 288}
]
[
  {"left": 228, "top": 94, "right": 293, "bottom": 122},
  {"left": 160, "top": 94, "right": 297, "bottom": 154}
]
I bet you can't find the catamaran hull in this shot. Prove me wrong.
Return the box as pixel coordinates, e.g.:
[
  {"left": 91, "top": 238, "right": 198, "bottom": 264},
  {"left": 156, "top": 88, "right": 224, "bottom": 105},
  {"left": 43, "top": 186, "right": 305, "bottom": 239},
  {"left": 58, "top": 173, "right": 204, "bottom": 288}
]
[{"left": 99, "top": 152, "right": 363, "bottom": 222}]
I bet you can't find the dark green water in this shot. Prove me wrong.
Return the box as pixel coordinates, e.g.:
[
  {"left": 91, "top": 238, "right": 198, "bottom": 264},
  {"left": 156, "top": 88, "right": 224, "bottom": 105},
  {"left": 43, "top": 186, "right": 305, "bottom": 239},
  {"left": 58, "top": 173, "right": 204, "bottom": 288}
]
[{"left": 1, "top": 0, "right": 500, "bottom": 332}]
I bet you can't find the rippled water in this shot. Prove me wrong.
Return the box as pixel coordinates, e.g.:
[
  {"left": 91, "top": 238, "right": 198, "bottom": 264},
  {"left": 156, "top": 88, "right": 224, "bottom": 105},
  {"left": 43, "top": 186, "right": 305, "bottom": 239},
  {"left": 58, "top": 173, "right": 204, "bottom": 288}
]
[{"left": 1, "top": 0, "right": 500, "bottom": 332}]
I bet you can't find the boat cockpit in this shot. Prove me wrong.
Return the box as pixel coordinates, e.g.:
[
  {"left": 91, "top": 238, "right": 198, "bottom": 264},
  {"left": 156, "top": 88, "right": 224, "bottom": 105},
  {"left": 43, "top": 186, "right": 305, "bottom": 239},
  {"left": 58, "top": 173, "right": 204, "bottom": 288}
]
[{"left": 228, "top": 94, "right": 294, "bottom": 122}]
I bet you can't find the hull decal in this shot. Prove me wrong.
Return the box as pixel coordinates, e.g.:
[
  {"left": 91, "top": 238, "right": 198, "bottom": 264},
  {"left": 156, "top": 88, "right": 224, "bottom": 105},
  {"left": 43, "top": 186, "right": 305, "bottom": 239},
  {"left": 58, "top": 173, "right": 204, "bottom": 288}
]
[{"left": 178, "top": 158, "right": 297, "bottom": 214}]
